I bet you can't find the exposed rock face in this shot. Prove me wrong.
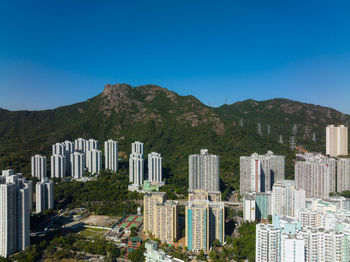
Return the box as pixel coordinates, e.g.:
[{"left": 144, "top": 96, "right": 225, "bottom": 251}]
[{"left": 99, "top": 83, "right": 225, "bottom": 134}]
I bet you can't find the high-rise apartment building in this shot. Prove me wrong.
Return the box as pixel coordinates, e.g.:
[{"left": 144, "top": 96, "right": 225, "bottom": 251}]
[
  {"left": 243, "top": 193, "right": 256, "bottom": 222},
  {"left": 129, "top": 141, "right": 145, "bottom": 190},
  {"left": 243, "top": 191, "right": 273, "bottom": 222},
  {"left": 0, "top": 172, "right": 30, "bottom": 257},
  {"left": 154, "top": 200, "right": 178, "bottom": 243},
  {"left": 295, "top": 157, "right": 336, "bottom": 198},
  {"left": 70, "top": 151, "right": 85, "bottom": 178},
  {"left": 240, "top": 151, "right": 285, "bottom": 195},
  {"left": 74, "top": 138, "right": 87, "bottom": 153},
  {"left": 337, "top": 158, "right": 350, "bottom": 193},
  {"left": 132, "top": 141, "right": 144, "bottom": 155},
  {"left": 63, "top": 140, "right": 74, "bottom": 176},
  {"left": 31, "top": 154, "right": 47, "bottom": 179},
  {"left": 189, "top": 149, "right": 220, "bottom": 192},
  {"left": 51, "top": 154, "right": 66, "bottom": 178},
  {"left": 256, "top": 224, "right": 280, "bottom": 262},
  {"left": 129, "top": 153, "right": 144, "bottom": 186},
  {"left": 87, "top": 139, "right": 99, "bottom": 152},
  {"left": 280, "top": 234, "right": 305, "bottom": 262},
  {"left": 35, "top": 178, "right": 54, "bottom": 214},
  {"left": 144, "top": 192, "right": 178, "bottom": 243},
  {"left": 326, "top": 125, "right": 348, "bottom": 157},
  {"left": 104, "top": 139, "right": 118, "bottom": 172},
  {"left": 185, "top": 190, "right": 225, "bottom": 252},
  {"left": 271, "top": 181, "right": 305, "bottom": 218},
  {"left": 52, "top": 142, "right": 65, "bottom": 155},
  {"left": 87, "top": 149, "right": 102, "bottom": 175},
  {"left": 148, "top": 152, "right": 162, "bottom": 184}
]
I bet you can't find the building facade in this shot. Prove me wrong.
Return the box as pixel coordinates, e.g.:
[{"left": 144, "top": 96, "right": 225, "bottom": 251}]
[
  {"left": 51, "top": 154, "right": 66, "bottom": 178},
  {"left": 143, "top": 192, "right": 178, "bottom": 243},
  {"left": 337, "top": 158, "right": 350, "bottom": 193},
  {"left": 185, "top": 191, "right": 225, "bottom": 252},
  {"left": 70, "top": 151, "right": 85, "bottom": 178},
  {"left": 271, "top": 182, "right": 305, "bottom": 218},
  {"left": 189, "top": 149, "right": 220, "bottom": 192},
  {"left": 31, "top": 154, "right": 47, "bottom": 179},
  {"left": 52, "top": 142, "right": 65, "bottom": 155},
  {"left": 63, "top": 140, "right": 74, "bottom": 176},
  {"left": 0, "top": 172, "right": 30, "bottom": 257},
  {"left": 240, "top": 151, "right": 285, "bottom": 195},
  {"left": 295, "top": 157, "right": 336, "bottom": 198},
  {"left": 326, "top": 125, "right": 348, "bottom": 157},
  {"left": 104, "top": 139, "right": 118, "bottom": 172},
  {"left": 74, "top": 138, "right": 87, "bottom": 153},
  {"left": 129, "top": 153, "right": 144, "bottom": 187},
  {"left": 87, "top": 149, "right": 102, "bottom": 175},
  {"left": 35, "top": 178, "right": 54, "bottom": 213},
  {"left": 148, "top": 152, "right": 162, "bottom": 184}
]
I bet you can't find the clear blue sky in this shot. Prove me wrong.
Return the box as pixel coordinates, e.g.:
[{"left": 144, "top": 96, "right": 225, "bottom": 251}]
[{"left": 1, "top": 0, "right": 350, "bottom": 113}]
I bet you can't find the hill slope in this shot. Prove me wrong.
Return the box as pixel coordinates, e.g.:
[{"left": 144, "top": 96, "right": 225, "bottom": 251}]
[{"left": 0, "top": 83, "right": 348, "bottom": 196}]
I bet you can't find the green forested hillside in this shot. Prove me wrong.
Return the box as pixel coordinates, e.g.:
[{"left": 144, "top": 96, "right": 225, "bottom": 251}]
[{"left": 0, "top": 83, "right": 348, "bottom": 197}]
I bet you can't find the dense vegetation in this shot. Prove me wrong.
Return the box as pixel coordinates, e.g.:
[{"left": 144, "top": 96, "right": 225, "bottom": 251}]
[
  {"left": 0, "top": 84, "right": 349, "bottom": 198},
  {"left": 7, "top": 233, "right": 120, "bottom": 262},
  {"left": 54, "top": 169, "right": 143, "bottom": 216},
  {"left": 231, "top": 222, "right": 256, "bottom": 262}
]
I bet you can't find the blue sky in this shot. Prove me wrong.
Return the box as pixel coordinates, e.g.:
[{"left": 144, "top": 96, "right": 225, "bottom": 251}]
[{"left": 0, "top": 0, "right": 350, "bottom": 113}]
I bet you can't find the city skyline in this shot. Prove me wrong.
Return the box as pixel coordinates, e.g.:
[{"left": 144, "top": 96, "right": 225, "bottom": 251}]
[{"left": 0, "top": 1, "right": 350, "bottom": 113}]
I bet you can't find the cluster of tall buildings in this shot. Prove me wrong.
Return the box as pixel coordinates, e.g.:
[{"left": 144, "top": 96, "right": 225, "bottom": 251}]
[
  {"left": 295, "top": 153, "right": 350, "bottom": 197},
  {"left": 31, "top": 138, "right": 119, "bottom": 179},
  {"left": 0, "top": 170, "right": 31, "bottom": 257},
  {"left": 0, "top": 169, "right": 54, "bottom": 258},
  {"left": 256, "top": 198, "right": 350, "bottom": 262},
  {"left": 253, "top": 124, "right": 349, "bottom": 262},
  {"left": 142, "top": 149, "right": 224, "bottom": 253},
  {"left": 128, "top": 141, "right": 164, "bottom": 191}
]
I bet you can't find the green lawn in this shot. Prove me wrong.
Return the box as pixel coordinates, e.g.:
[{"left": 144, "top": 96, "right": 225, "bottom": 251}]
[{"left": 79, "top": 228, "right": 108, "bottom": 238}]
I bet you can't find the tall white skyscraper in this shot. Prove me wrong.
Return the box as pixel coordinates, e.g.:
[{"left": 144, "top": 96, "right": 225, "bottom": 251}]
[
  {"left": 129, "top": 153, "right": 144, "bottom": 186},
  {"left": 31, "top": 154, "right": 46, "bottom": 179},
  {"left": 74, "top": 138, "right": 87, "bottom": 153},
  {"left": 337, "top": 158, "right": 350, "bottom": 193},
  {"left": 189, "top": 149, "right": 220, "bottom": 192},
  {"left": 0, "top": 173, "right": 30, "bottom": 258},
  {"left": 87, "top": 139, "right": 99, "bottom": 152},
  {"left": 51, "top": 154, "right": 66, "bottom": 178},
  {"left": 35, "top": 178, "right": 54, "bottom": 213},
  {"left": 240, "top": 151, "right": 285, "bottom": 194},
  {"left": 129, "top": 141, "right": 144, "bottom": 190},
  {"left": 70, "top": 151, "right": 85, "bottom": 178},
  {"left": 52, "top": 142, "right": 65, "bottom": 155},
  {"left": 104, "top": 139, "right": 118, "bottom": 172},
  {"left": 132, "top": 141, "right": 144, "bottom": 155},
  {"left": 63, "top": 140, "right": 74, "bottom": 176},
  {"left": 326, "top": 124, "right": 348, "bottom": 157},
  {"left": 87, "top": 149, "right": 102, "bottom": 175},
  {"left": 148, "top": 152, "right": 162, "bottom": 184}
]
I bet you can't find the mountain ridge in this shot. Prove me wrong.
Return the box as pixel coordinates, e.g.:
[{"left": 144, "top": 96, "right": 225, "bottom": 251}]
[{"left": 0, "top": 83, "right": 348, "bottom": 197}]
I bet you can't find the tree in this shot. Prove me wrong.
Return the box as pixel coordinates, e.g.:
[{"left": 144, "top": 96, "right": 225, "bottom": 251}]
[
  {"left": 212, "top": 239, "right": 222, "bottom": 247},
  {"left": 196, "top": 250, "right": 206, "bottom": 261},
  {"left": 127, "top": 244, "right": 145, "bottom": 262}
]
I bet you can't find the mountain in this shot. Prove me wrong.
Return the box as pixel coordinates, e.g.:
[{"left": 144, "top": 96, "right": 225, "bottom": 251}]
[{"left": 0, "top": 83, "right": 348, "bottom": 197}]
